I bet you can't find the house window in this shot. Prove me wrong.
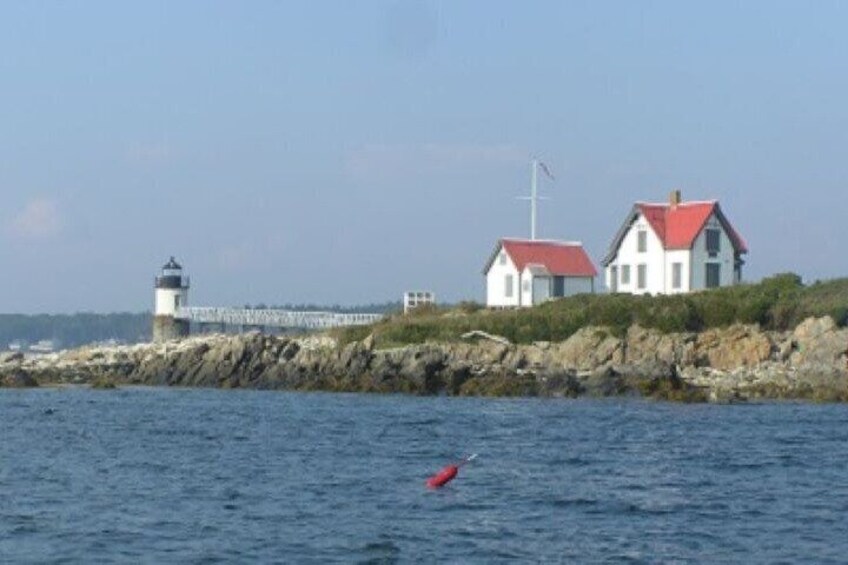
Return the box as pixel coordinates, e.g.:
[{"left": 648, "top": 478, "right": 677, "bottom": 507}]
[
  {"left": 499, "top": 252, "right": 507, "bottom": 265},
  {"left": 174, "top": 295, "right": 180, "bottom": 309},
  {"left": 672, "top": 262, "right": 682, "bottom": 289},
  {"left": 706, "top": 229, "right": 720, "bottom": 256},
  {"left": 504, "top": 274, "right": 514, "bottom": 297},
  {"left": 706, "top": 264, "right": 721, "bottom": 288},
  {"left": 637, "top": 230, "right": 647, "bottom": 253},
  {"left": 621, "top": 265, "right": 631, "bottom": 285},
  {"left": 610, "top": 266, "right": 618, "bottom": 292},
  {"left": 522, "top": 280, "right": 531, "bottom": 293},
  {"left": 637, "top": 264, "right": 647, "bottom": 290}
]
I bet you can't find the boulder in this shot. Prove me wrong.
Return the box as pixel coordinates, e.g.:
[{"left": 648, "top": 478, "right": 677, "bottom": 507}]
[
  {"left": 694, "top": 324, "right": 773, "bottom": 370},
  {"left": 443, "top": 341, "right": 510, "bottom": 366},
  {"left": 406, "top": 347, "right": 448, "bottom": 393},
  {"left": 1, "top": 370, "right": 38, "bottom": 388},
  {"left": 535, "top": 369, "right": 582, "bottom": 398},
  {"left": 549, "top": 327, "right": 623, "bottom": 372},
  {"left": 793, "top": 316, "right": 837, "bottom": 341},
  {"left": 624, "top": 325, "right": 694, "bottom": 366},
  {"left": 335, "top": 340, "right": 372, "bottom": 377},
  {"left": 271, "top": 339, "right": 296, "bottom": 362},
  {"left": 0, "top": 351, "right": 24, "bottom": 364},
  {"left": 790, "top": 316, "right": 848, "bottom": 372},
  {"left": 503, "top": 344, "right": 550, "bottom": 372}
]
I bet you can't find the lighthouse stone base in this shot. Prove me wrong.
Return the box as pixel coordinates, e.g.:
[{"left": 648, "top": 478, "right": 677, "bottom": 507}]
[{"left": 153, "top": 316, "right": 190, "bottom": 343}]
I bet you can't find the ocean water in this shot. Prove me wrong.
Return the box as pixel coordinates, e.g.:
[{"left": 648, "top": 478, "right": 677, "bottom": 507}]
[{"left": 2, "top": 388, "right": 848, "bottom": 564}]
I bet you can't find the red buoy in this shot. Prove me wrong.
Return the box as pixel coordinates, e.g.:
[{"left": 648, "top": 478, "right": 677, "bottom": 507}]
[
  {"left": 425, "top": 454, "right": 476, "bottom": 489},
  {"left": 426, "top": 464, "right": 459, "bottom": 489}
]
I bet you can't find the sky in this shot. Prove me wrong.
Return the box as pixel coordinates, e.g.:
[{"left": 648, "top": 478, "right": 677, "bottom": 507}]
[{"left": 2, "top": 1, "right": 847, "bottom": 313}]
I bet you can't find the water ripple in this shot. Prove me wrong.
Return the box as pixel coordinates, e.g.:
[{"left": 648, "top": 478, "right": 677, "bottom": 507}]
[{"left": 2, "top": 390, "right": 848, "bottom": 562}]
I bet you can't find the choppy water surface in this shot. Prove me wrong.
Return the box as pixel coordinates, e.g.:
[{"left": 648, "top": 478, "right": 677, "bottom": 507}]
[{"left": 2, "top": 388, "right": 848, "bottom": 563}]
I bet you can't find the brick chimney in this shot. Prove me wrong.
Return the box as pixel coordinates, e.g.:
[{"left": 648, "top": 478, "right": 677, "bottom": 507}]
[{"left": 669, "top": 189, "right": 682, "bottom": 207}]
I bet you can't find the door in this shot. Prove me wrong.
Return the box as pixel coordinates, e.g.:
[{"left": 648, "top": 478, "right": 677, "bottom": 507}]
[
  {"left": 532, "top": 276, "right": 551, "bottom": 305},
  {"left": 553, "top": 276, "right": 565, "bottom": 297}
]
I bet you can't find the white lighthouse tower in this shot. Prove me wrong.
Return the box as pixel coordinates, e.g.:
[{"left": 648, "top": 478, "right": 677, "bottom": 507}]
[{"left": 153, "top": 256, "right": 190, "bottom": 342}]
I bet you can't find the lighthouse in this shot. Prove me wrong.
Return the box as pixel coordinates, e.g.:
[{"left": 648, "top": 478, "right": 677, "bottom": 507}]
[{"left": 153, "top": 257, "right": 190, "bottom": 342}]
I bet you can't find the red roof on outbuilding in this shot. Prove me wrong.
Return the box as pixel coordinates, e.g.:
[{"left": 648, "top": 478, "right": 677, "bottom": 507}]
[
  {"left": 638, "top": 202, "right": 748, "bottom": 252},
  {"left": 497, "top": 239, "right": 598, "bottom": 277}
]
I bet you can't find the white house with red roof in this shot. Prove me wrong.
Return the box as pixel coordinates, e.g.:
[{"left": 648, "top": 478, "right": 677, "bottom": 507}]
[
  {"left": 601, "top": 191, "right": 748, "bottom": 295},
  {"left": 483, "top": 239, "right": 598, "bottom": 307}
]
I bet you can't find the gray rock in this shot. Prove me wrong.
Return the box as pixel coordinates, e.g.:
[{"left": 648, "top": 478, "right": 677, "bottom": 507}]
[
  {"left": 549, "top": 327, "right": 623, "bottom": 372},
  {"left": 0, "top": 351, "right": 24, "bottom": 364},
  {"left": 790, "top": 317, "right": 848, "bottom": 371},
  {"left": 2, "top": 316, "right": 846, "bottom": 402},
  {"left": 2, "top": 370, "right": 38, "bottom": 388}
]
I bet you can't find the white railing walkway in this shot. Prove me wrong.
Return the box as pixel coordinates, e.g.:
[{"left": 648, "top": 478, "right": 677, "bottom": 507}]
[{"left": 175, "top": 307, "right": 383, "bottom": 330}]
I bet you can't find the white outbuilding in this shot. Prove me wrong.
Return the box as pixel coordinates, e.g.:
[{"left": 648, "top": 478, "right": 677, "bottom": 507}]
[
  {"left": 483, "top": 239, "right": 598, "bottom": 307},
  {"left": 601, "top": 191, "right": 748, "bottom": 295},
  {"left": 403, "top": 291, "right": 435, "bottom": 314}
]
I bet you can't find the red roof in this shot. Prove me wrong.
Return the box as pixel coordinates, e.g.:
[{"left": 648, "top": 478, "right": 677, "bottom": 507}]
[
  {"left": 638, "top": 202, "right": 748, "bottom": 252},
  {"left": 497, "top": 239, "right": 598, "bottom": 277}
]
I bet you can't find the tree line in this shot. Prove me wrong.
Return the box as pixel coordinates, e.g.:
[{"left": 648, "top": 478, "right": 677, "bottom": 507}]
[{"left": 0, "top": 313, "right": 152, "bottom": 350}]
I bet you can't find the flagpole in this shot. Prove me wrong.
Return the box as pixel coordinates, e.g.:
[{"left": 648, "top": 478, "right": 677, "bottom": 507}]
[{"left": 530, "top": 158, "right": 537, "bottom": 240}]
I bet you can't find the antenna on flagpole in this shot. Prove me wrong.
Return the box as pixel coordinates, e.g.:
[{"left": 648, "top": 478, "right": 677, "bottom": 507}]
[{"left": 517, "top": 158, "right": 553, "bottom": 241}]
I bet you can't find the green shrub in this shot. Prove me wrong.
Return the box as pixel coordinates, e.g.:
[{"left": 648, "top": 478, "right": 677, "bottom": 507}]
[
  {"left": 698, "top": 294, "right": 739, "bottom": 328},
  {"left": 456, "top": 301, "right": 484, "bottom": 314},
  {"left": 331, "top": 324, "right": 373, "bottom": 346},
  {"left": 830, "top": 307, "right": 848, "bottom": 327},
  {"left": 327, "top": 274, "right": 848, "bottom": 348},
  {"left": 403, "top": 303, "right": 442, "bottom": 318}
]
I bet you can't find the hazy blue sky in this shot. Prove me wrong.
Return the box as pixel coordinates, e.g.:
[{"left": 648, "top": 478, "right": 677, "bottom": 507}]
[{"left": 2, "top": 1, "right": 847, "bottom": 313}]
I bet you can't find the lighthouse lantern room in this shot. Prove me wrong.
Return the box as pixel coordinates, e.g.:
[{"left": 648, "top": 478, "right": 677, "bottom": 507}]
[{"left": 153, "top": 257, "right": 191, "bottom": 342}]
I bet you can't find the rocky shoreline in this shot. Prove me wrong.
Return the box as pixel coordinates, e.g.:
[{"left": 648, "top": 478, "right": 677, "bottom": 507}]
[{"left": 1, "top": 316, "right": 847, "bottom": 402}]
